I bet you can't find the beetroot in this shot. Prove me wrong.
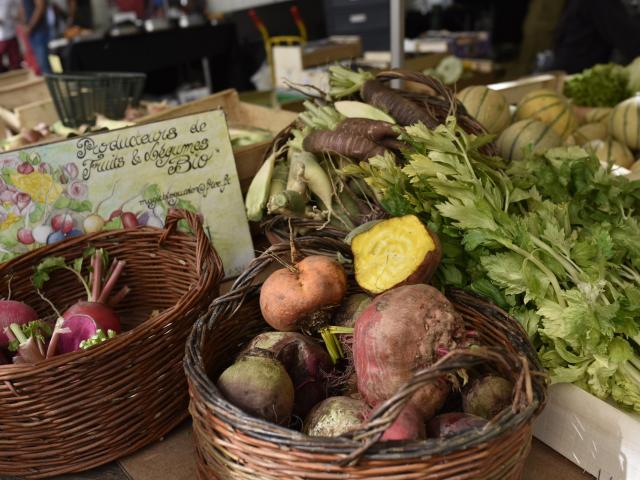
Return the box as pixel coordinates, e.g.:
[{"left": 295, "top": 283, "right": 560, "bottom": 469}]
[
  {"left": 353, "top": 284, "right": 465, "bottom": 419},
  {"left": 217, "top": 354, "right": 294, "bottom": 425},
  {"left": 426, "top": 412, "right": 488, "bottom": 438},
  {"left": 462, "top": 375, "right": 513, "bottom": 420},
  {"left": 243, "top": 332, "right": 332, "bottom": 417},
  {"left": 0, "top": 300, "right": 38, "bottom": 348},
  {"left": 381, "top": 404, "right": 426, "bottom": 441},
  {"left": 304, "top": 396, "right": 369, "bottom": 437}
]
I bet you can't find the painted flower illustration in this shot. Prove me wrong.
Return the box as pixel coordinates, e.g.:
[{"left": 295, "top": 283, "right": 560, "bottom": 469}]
[
  {"left": 67, "top": 180, "right": 88, "bottom": 200},
  {"left": 10, "top": 172, "right": 63, "bottom": 204},
  {"left": 0, "top": 157, "right": 19, "bottom": 169},
  {"left": 64, "top": 162, "right": 79, "bottom": 180}
]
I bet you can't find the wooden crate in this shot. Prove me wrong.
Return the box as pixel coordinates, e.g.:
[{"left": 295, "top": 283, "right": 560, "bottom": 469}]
[
  {"left": 488, "top": 72, "right": 566, "bottom": 104},
  {"left": 0, "top": 69, "right": 33, "bottom": 89},
  {"left": 136, "top": 89, "right": 297, "bottom": 192},
  {"left": 0, "top": 77, "right": 59, "bottom": 131}
]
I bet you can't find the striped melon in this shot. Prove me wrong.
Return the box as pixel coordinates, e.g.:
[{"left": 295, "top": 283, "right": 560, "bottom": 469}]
[
  {"left": 497, "top": 119, "right": 563, "bottom": 161},
  {"left": 457, "top": 86, "right": 511, "bottom": 134},
  {"left": 514, "top": 89, "right": 578, "bottom": 139},
  {"left": 584, "top": 107, "right": 613, "bottom": 124},
  {"left": 565, "top": 122, "right": 608, "bottom": 146},
  {"left": 586, "top": 139, "right": 635, "bottom": 168},
  {"left": 610, "top": 96, "right": 640, "bottom": 150},
  {"left": 628, "top": 160, "right": 640, "bottom": 180}
]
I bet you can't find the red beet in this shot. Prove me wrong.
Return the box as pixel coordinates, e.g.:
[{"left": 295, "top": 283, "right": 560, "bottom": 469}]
[
  {"left": 426, "top": 412, "right": 488, "bottom": 438},
  {"left": 381, "top": 404, "right": 426, "bottom": 441},
  {"left": 462, "top": 375, "right": 513, "bottom": 420},
  {"left": 57, "top": 302, "right": 121, "bottom": 354},
  {"left": 0, "top": 300, "right": 38, "bottom": 348},
  {"left": 353, "top": 284, "right": 465, "bottom": 419},
  {"left": 304, "top": 396, "right": 369, "bottom": 437},
  {"left": 243, "top": 332, "right": 332, "bottom": 417}
]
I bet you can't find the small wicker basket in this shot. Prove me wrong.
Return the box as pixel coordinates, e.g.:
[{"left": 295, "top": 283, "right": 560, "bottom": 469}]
[
  {"left": 0, "top": 209, "right": 223, "bottom": 479},
  {"left": 185, "top": 238, "right": 547, "bottom": 480}
]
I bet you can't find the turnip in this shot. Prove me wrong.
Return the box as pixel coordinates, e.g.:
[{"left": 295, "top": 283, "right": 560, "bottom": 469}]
[
  {"left": 353, "top": 284, "right": 465, "bottom": 419},
  {"left": 462, "top": 375, "right": 513, "bottom": 420},
  {"left": 0, "top": 299, "right": 38, "bottom": 348},
  {"left": 426, "top": 412, "right": 488, "bottom": 438},
  {"left": 32, "top": 224, "right": 53, "bottom": 244},
  {"left": 83, "top": 214, "right": 105, "bottom": 234},
  {"left": 217, "top": 353, "right": 294, "bottom": 424},
  {"left": 304, "top": 396, "right": 369, "bottom": 437},
  {"left": 243, "top": 331, "right": 332, "bottom": 417},
  {"left": 33, "top": 250, "right": 127, "bottom": 354},
  {"left": 259, "top": 255, "right": 348, "bottom": 333}
]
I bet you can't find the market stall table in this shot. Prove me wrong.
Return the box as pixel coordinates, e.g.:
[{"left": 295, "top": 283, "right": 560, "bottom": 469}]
[{"left": 51, "top": 23, "right": 237, "bottom": 94}]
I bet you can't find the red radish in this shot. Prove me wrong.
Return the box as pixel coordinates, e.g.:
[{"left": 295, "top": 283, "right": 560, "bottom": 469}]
[
  {"left": 120, "top": 212, "right": 138, "bottom": 228},
  {"left": 381, "top": 404, "right": 426, "bottom": 441},
  {"left": 17, "top": 162, "right": 34, "bottom": 174},
  {"left": 0, "top": 300, "right": 38, "bottom": 348},
  {"left": 51, "top": 213, "right": 74, "bottom": 233},
  {"left": 17, "top": 228, "right": 35, "bottom": 245},
  {"left": 34, "top": 250, "right": 129, "bottom": 355}
]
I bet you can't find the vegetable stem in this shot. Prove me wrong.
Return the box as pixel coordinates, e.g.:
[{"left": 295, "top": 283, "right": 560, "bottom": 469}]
[
  {"left": 91, "top": 251, "right": 102, "bottom": 302},
  {"left": 10, "top": 323, "right": 28, "bottom": 344},
  {"left": 98, "top": 260, "right": 126, "bottom": 304}
]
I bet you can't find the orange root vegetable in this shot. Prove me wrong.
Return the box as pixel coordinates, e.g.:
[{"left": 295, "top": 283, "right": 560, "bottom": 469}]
[
  {"left": 304, "top": 396, "right": 369, "bottom": 437},
  {"left": 351, "top": 215, "right": 442, "bottom": 294},
  {"left": 354, "top": 284, "right": 465, "bottom": 419},
  {"left": 217, "top": 353, "right": 294, "bottom": 425},
  {"left": 243, "top": 332, "right": 332, "bottom": 417},
  {"left": 302, "top": 130, "right": 387, "bottom": 161},
  {"left": 259, "top": 255, "right": 348, "bottom": 332},
  {"left": 462, "top": 375, "right": 513, "bottom": 420}
]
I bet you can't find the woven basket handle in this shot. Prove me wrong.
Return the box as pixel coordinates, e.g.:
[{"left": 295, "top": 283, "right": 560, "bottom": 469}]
[
  {"left": 160, "top": 209, "right": 212, "bottom": 276},
  {"left": 340, "top": 347, "right": 535, "bottom": 466}
]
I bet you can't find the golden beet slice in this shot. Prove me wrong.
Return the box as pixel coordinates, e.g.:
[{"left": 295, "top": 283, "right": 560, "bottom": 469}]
[{"left": 352, "top": 215, "right": 442, "bottom": 294}]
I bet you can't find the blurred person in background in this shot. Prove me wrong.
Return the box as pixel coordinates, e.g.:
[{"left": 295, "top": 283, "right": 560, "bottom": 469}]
[
  {"left": 0, "top": 0, "right": 22, "bottom": 72},
  {"left": 551, "top": 0, "right": 640, "bottom": 72},
  {"left": 22, "top": 0, "right": 51, "bottom": 74}
]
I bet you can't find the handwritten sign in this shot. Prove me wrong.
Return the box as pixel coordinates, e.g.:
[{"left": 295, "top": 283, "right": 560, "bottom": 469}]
[{"left": 0, "top": 110, "right": 255, "bottom": 276}]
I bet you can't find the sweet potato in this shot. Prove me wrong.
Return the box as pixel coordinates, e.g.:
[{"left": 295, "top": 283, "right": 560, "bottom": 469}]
[
  {"left": 304, "top": 396, "right": 369, "bottom": 437},
  {"left": 243, "top": 332, "right": 332, "bottom": 417},
  {"left": 354, "top": 284, "right": 465, "bottom": 419},
  {"left": 217, "top": 354, "right": 294, "bottom": 425},
  {"left": 259, "top": 255, "right": 348, "bottom": 332},
  {"left": 351, "top": 215, "right": 442, "bottom": 294},
  {"left": 462, "top": 375, "right": 513, "bottom": 420},
  {"left": 426, "top": 412, "right": 488, "bottom": 438}
]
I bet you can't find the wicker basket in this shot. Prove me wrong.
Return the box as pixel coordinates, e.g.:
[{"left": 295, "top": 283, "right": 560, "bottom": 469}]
[
  {"left": 185, "top": 238, "right": 547, "bottom": 480},
  {"left": 0, "top": 209, "right": 223, "bottom": 479}
]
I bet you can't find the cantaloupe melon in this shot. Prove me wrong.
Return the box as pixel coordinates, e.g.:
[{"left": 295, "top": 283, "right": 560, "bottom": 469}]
[
  {"left": 457, "top": 86, "right": 511, "bottom": 134},
  {"left": 627, "top": 160, "right": 640, "bottom": 180},
  {"left": 584, "top": 107, "right": 613, "bottom": 124},
  {"left": 565, "top": 122, "right": 608, "bottom": 146},
  {"left": 610, "top": 96, "right": 640, "bottom": 150},
  {"left": 497, "top": 119, "right": 563, "bottom": 161},
  {"left": 586, "top": 139, "right": 635, "bottom": 168},
  {"left": 514, "top": 89, "right": 578, "bottom": 139}
]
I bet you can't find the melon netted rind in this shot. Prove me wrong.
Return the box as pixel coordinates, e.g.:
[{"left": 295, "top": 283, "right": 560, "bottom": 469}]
[
  {"left": 497, "top": 119, "right": 563, "bottom": 161},
  {"left": 610, "top": 96, "right": 640, "bottom": 150},
  {"left": 457, "top": 86, "right": 511, "bottom": 135},
  {"left": 514, "top": 89, "right": 578, "bottom": 139}
]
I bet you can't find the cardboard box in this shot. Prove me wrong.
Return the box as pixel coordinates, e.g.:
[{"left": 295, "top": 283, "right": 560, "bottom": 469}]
[
  {"left": 136, "top": 89, "right": 297, "bottom": 192},
  {"left": 533, "top": 383, "right": 640, "bottom": 480},
  {"left": 0, "top": 77, "right": 59, "bottom": 131}
]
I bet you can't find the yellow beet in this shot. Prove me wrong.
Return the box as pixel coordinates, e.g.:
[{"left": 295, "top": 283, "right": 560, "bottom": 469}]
[{"left": 352, "top": 215, "right": 441, "bottom": 294}]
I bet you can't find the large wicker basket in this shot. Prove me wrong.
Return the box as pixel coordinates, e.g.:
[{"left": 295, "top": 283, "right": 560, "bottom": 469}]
[
  {"left": 185, "top": 237, "right": 547, "bottom": 480},
  {"left": 0, "top": 209, "right": 224, "bottom": 479}
]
